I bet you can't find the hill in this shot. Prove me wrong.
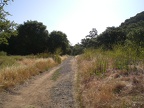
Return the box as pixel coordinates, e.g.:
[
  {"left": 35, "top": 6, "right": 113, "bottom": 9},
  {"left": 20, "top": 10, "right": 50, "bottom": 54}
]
[
  {"left": 120, "top": 11, "right": 144, "bottom": 27},
  {"left": 78, "top": 11, "right": 144, "bottom": 51}
]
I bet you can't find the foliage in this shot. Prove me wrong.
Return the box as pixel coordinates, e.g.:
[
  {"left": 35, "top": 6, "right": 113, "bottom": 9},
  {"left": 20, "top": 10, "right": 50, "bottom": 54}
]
[
  {"left": 0, "top": 51, "right": 6, "bottom": 56},
  {"left": 77, "top": 47, "right": 144, "bottom": 107},
  {"left": 97, "top": 27, "right": 126, "bottom": 49},
  {"left": 81, "top": 28, "right": 98, "bottom": 48},
  {"left": 52, "top": 55, "right": 61, "bottom": 64},
  {"left": 36, "top": 52, "right": 52, "bottom": 58},
  {"left": 48, "top": 31, "right": 70, "bottom": 55},
  {"left": 0, "top": 0, "right": 71, "bottom": 55},
  {"left": 126, "top": 27, "right": 144, "bottom": 56},
  {"left": 120, "top": 11, "right": 144, "bottom": 28},
  {"left": 7, "top": 20, "right": 49, "bottom": 55},
  {"left": 0, "top": 55, "right": 24, "bottom": 69},
  {"left": 71, "top": 43, "right": 84, "bottom": 55},
  {"left": 0, "top": 0, "right": 13, "bottom": 6},
  {"left": 83, "top": 49, "right": 108, "bottom": 76},
  {"left": 86, "top": 28, "right": 97, "bottom": 38},
  {"left": 0, "top": 20, "right": 71, "bottom": 55},
  {"left": 0, "top": 6, "right": 17, "bottom": 45},
  {"left": 81, "top": 38, "right": 97, "bottom": 48},
  {"left": 51, "top": 68, "right": 61, "bottom": 81},
  {"left": 79, "top": 11, "right": 144, "bottom": 51}
]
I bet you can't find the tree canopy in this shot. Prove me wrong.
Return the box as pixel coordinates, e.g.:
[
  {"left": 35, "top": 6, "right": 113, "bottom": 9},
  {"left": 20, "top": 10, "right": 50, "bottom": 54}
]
[
  {"left": 0, "top": 6, "right": 17, "bottom": 45},
  {"left": 0, "top": 20, "right": 71, "bottom": 55},
  {"left": 7, "top": 20, "right": 49, "bottom": 55},
  {"left": 48, "top": 31, "right": 70, "bottom": 54},
  {"left": 72, "top": 11, "right": 144, "bottom": 55},
  {"left": 1, "top": 3, "right": 144, "bottom": 56},
  {"left": 0, "top": 0, "right": 71, "bottom": 55},
  {"left": 79, "top": 11, "right": 144, "bottom": 50}
]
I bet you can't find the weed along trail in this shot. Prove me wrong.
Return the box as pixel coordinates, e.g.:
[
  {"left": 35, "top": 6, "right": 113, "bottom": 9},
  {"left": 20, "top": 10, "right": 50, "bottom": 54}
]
[{"left": 0, "top": 57, "right": 77, "bottom": 108}]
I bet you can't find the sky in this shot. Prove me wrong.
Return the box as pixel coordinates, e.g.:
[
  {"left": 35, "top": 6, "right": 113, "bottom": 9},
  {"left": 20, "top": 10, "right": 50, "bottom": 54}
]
[{"left": 4, "top": 0, "right": 144, "bottom": 45}]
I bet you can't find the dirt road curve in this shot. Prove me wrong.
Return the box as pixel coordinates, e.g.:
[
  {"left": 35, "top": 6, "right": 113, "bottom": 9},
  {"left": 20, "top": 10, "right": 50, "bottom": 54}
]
[{"left": 0, "top": 57, "right": 78, "bottom": 108}]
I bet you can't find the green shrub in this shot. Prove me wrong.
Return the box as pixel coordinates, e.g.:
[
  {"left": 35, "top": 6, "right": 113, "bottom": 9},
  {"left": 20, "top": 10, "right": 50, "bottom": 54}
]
[
  {"left": 53, "top": 55, "right": 61, "bottom": 64},
  {"left": 36, "top": 53, "right": 51, "bottom": 58},
  {"left": 81, "top": 46, "right": 144, "bottom": 75},
  {"left": 0, "top": 51, "right": 7, "bottom": 56},
  {"left": 0, "top": 56, "right": 24, "bottom": 70}
]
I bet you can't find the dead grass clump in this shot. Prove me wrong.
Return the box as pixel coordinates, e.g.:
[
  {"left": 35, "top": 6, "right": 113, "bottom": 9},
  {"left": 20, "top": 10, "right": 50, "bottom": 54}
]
[
  {"left": 112, "top": 81, "right": 126, "bottom": 94},
  {"left": 79, "top": 78, "right": 116, "bottom": 108},
  {"left": 35, "top": 58, "right": 55, "bottom": 71},
  {"left": 78, "top": 60, "right": 94, "bottom": 83},
  {"left": 77, "top": 54, "right": 144, "bottom": 108},
  {"left": 18, "top": 58, "right": 35, "bottom": 66},
  {"left": 129, "top": 76, "right": 144, "bottom": 95},
  {"left": 60, "top": 55, "right": 68, "bottom": 61},
  {"left": 0, "top": 58, "right": 58, "bottom": 91},
  {"left": 0, "top": 66, "right": 28, "bottom": 89}
]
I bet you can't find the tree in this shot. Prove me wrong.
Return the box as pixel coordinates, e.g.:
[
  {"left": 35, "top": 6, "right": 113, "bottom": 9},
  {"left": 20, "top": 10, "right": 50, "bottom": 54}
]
[
  {"left": 96, "top": 27, "right": 126, "bottom": 49},
  {"left": 120, "top": 11, "right": 144, "bottom": 28},
  {"left": 81, "top": 38, "right": 97, "bottom": 48},
  {"left": 48, "top": 31, "right": 69, "bottom": 54},
  {"left": 72, "top": 43, "right": 84, "bottom": 55},
  {"left": 81, "top": 28, "right": 98, "bottom": 48},
  {"left": 8, "top": 20, "right": 49, "bottom": 55},
  {"left": 86, "top": 28, "right": 97, "bottom": 38},
  {"left": 0, "top": 0, "right": 13, "bottom": 6},
  {"left": 0, "top": 6, "right": 17, "bottom": 45},
  {"left": 0, "top": 0, "right": 17, "bottom": 52},
  {"left": 126, "top": 27, "right": 144, "bottom": 56}
]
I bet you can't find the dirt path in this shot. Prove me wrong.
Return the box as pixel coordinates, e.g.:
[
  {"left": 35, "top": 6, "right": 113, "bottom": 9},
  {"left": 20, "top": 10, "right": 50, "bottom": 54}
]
[{"left": 0, "top": 57, "right": 78, "bottom": 108}]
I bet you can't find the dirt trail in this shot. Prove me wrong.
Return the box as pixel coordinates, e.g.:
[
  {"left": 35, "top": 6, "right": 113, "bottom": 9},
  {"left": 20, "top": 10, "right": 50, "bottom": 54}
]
[{"left": 0, "top": 57, "right": 78, "bottom": 108}]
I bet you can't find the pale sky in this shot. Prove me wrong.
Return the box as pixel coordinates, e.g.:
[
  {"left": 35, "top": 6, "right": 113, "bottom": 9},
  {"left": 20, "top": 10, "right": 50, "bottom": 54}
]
[{"left": 4, "top": 0, "right": 144, "bottom": 45}]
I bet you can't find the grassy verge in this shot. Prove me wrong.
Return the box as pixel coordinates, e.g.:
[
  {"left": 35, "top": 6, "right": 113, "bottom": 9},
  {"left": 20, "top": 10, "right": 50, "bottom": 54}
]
[
  {"left": 77, "top": 47, "right": 144, "bottom": 108},
  {"left": 51, "top": 68, "right": 61, "bottom": 81},
  {"left": 0, "top": 56, "right": 24, "bottom": 69},
  {"left": 0, "top": 55, "right": 63, "bottom": 91}
]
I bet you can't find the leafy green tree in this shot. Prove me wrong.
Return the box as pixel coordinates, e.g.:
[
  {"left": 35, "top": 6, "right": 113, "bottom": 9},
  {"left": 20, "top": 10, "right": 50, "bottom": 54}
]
[
  {"left": 81, "top": 38, "right": 97, "bottom": 48},
  {"left": 79, "top": 11, "right": 144, "bottom": 52},
  {"left": 120, "top": 11, "right": 144, "bottom": 28},
  {"left": 8, "top": 20, "right": 49, "bottom": 55},
  {"left": 72, "top": 43, "right": 84, "bottom": 55},
  {"left": 97, "top": 27, "right": 126, "bottom": 49},
  {"left": 126, "top": 27, "right": 144, "bottom": 56},
  {"left": 0, "top": 6, "right": 17, "bottom": 45},
  {"left": 86, "top": 28, "right": 97, "bottom": 38},
  {"left": 48, "top": 31, "right": 70, "bottom": 54},
  {"left": 81, "top": 28, "right": 98, "bottom": 48}
]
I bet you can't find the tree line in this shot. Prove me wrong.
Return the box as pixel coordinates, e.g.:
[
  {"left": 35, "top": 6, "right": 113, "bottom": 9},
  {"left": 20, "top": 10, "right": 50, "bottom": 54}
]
[
  {"left": 0, "top": 1, "right": 70, "bottom": 55},
  {"left": 0, "top": 20, "right": 70, "bottom": 55},
  {"left": 0, "top": 1, "right": 144, "bottom": 56},
  {"left": 72, "top": 11, "right": 144, "bottom": 55}
]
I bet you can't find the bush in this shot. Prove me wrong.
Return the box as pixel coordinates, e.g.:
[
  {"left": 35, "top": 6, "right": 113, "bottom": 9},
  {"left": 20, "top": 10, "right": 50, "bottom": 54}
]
[
  {"left": 0, "top": 51, "right": 7, "bottom": 56},
  {"left": 36, "top": 53, "right": 51, "bottom": 58},
  {"left": 53, "top": 55, "right": 61, "bottom": 64}
]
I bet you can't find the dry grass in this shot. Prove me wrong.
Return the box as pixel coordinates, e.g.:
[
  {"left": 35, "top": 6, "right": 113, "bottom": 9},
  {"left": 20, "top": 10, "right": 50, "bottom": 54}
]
[
  {"left": 60, "top": 55, "right": 68, "bottom": 61},
  {"left": 0, "top": 57, "right": 58, "bottom": 91},
  {"left": 77, "top": 50, "right": 144, "bottom": 108}
]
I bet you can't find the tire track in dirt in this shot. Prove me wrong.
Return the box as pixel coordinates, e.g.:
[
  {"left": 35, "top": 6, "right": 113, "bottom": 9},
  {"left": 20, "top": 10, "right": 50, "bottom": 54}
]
[{"left": 47, "top": 57, "right": 77, "bottom": 108}]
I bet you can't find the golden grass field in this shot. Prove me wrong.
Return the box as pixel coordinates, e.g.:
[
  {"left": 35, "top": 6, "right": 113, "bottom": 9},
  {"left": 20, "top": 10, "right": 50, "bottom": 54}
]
[
  {"left": 0, "top": 55, "right": 66, "bottom": 91},
  {"left": 77, "top": 49, "right": 144, "bottom": 108}
]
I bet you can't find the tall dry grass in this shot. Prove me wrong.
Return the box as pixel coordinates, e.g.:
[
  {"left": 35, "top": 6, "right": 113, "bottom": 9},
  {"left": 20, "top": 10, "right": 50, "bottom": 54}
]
[
  {"left": 77, "top": 48, "right": 144, "bottom": 108},
  {"left": 0, "top": 57, "right": 58, "bottom": 91}
]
